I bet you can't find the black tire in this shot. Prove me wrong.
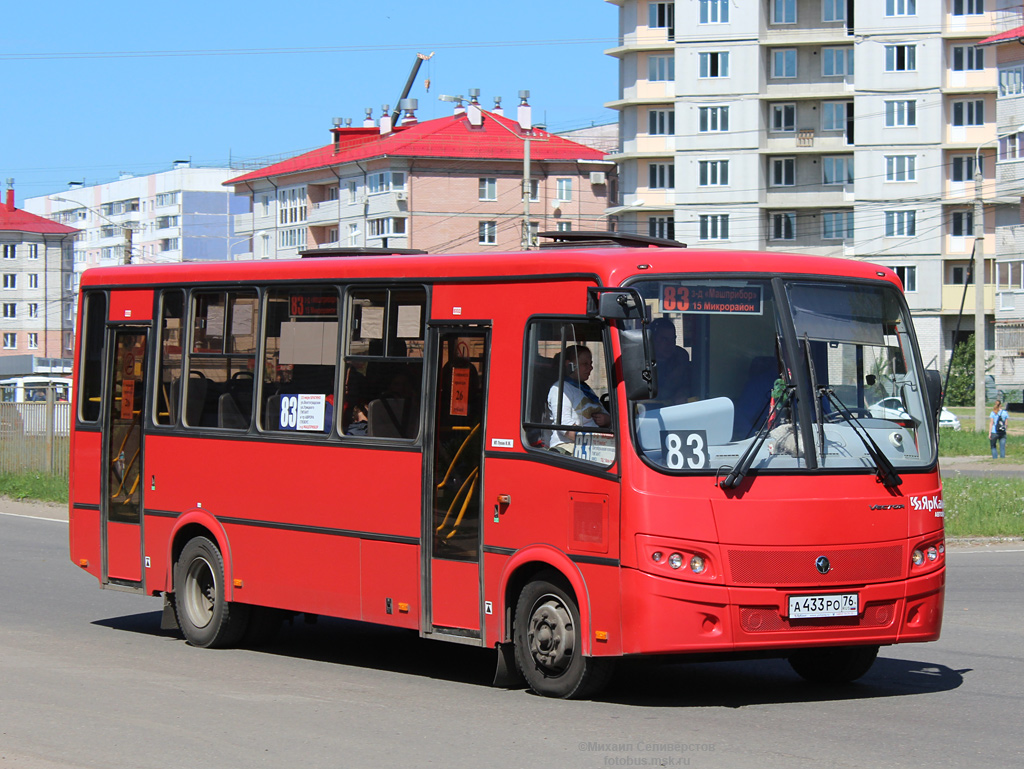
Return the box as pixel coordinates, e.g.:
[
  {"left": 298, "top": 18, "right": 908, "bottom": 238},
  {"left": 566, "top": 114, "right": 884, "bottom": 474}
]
[
  {"left": 788, "top": 645, "right": 879, "bottom": 684},
  {"left": 173, "top": 536, "right": 249, "bottom": 648},
  {"left": 513, "top": 573, "right": 613, "bottom": 699}
]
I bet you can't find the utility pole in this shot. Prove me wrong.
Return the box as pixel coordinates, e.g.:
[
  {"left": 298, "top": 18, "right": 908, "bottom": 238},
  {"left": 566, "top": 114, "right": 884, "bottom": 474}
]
[
  {"left": 123, "top": 225, "right": 133, "bottom": 265},
  {"left": 973, "top": 156, "right": 986, "bottom": 432},
  {"left": 520, "top": 91, "right": 532, "bottom": 251}
]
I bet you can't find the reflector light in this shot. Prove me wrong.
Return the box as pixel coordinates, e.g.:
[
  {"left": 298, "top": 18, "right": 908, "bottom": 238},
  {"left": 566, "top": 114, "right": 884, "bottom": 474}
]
[
  {"left": 926, "top": 547, "right": 938, "bottom": 561},
  {"left": 938, "top": 543, "right": 945, "bottom": 555},
  {"left": 233, "top": 579, "right": 243, "bottom": 588},
  {"left": 398, "top": 602, "right": 410, "bottom": 613},
  {"left": 595, "top": 630, "right": 609, "bottom": 641},
  {"left": 912, "top": 549, "right": 924, "bottom": 566},
  {"left": 651, "top": 551, "right": 663, "bottom": 563},
  {"left": 690, "top": 555, "right": 706, "bottom": 574},
  {"left": 668, "top": 553, "right": 683, "bottom": 570},
  {"left": 79, "top": 559, "right": 89, "bottom": 568}
]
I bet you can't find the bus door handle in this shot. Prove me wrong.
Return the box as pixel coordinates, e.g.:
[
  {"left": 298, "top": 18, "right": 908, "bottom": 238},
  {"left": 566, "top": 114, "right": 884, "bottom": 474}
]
[{"left": 494, "top": 494, "right": 512, "bottom": 523}]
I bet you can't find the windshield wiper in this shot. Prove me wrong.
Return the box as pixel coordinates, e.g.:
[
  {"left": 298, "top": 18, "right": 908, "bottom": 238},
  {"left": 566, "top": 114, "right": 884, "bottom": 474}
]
[
  {"left": 819, "top": 386, "right": 903, "bottom": 490},
  {"left": 803, "top": 335, "right": 826, "bottom": 466},
  {"left": 721, "top": 381, "right": 794, "bottom": 490}
]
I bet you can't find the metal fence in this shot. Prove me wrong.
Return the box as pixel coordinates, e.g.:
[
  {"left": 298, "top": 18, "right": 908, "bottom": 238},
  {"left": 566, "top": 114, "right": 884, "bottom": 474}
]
[{"left": 0, "top": 393, "right": 71, "bottom": 480}]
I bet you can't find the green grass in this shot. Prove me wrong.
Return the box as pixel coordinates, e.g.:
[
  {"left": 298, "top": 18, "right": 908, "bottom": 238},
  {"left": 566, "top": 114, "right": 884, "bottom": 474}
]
[
  {"left": 0, "top": 472, "right": 68, "bottom": 504},
  {"left": 942, "top": 476, "right": 1024, "bottom": 538},
  {"left": 938, "top": 429, "right": 1024, "bottom": 458}
]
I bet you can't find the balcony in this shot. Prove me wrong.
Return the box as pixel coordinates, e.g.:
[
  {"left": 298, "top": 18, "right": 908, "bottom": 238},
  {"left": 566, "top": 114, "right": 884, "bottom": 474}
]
[
  {"left": 941, "top": 284, "right": 995, "bottom": 313},
  {"left": 307, "top": 199, "right": 341, "bottom": 225}
]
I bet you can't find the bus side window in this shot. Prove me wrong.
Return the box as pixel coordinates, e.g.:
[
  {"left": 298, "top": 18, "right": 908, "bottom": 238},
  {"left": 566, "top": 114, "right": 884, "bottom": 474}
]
[
  {"left": 154, "top": 290, "right": 184, "bottom": 425},
  {"left": 522, "top": 319, "right": 615, "bottom": 467},
  {"left": 78, "top": 292, "right": 107, "bottom": 424},
  {"left": 259, "top": 286, "right": 340, "bottom": 434},
  {"left": 345, "top": 287, "right": 426, "bottom": 440}
]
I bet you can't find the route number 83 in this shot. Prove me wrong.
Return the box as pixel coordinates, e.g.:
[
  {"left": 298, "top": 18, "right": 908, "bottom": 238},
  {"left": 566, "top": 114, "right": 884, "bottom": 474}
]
[{"left": 661, "top": 430, "right": 709, "bottom": 469}]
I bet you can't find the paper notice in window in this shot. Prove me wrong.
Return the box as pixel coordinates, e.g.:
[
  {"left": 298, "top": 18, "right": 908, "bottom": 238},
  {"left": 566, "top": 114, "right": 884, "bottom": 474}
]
[
  {"left": 360, "top": 307, "right": 384, "bottom": 339},
  {"left": 397, "top": 305, "right": 421, "bottom": 338}
]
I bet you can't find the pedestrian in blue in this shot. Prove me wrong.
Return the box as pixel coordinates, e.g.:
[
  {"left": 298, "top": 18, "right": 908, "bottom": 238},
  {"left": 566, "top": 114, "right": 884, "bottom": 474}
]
[{"left": 989, "top": 399, "right": 1009, "bottom": 459}]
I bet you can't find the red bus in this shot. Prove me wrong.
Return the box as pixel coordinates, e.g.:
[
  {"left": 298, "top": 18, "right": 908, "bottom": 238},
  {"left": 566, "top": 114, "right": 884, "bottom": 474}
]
[{"left": 68, "top": 234, "right": 945, "bottom": 698}]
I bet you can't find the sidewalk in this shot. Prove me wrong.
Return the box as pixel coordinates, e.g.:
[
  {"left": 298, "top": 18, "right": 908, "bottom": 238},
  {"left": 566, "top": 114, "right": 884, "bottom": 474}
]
[{"left": 940, "top": 455, "right": 1024, "bottom": 477}]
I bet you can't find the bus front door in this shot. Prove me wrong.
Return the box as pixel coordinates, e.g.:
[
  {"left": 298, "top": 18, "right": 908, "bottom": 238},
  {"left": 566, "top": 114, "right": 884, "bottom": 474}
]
[
  {"left": 424, "top": 328, "right": 489, "bottom": 638},
  {"left": 102, "top": 328, "right": 148, "bottom": 586}
]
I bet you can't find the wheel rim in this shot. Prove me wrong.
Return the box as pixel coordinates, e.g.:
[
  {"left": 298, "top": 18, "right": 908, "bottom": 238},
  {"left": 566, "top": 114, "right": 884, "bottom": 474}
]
[
  {"left": 182, "top": 556, "right": 216, "bottom": 629},
  {"left": 526, "top": 594, "right": 576, "bottom": 676}
]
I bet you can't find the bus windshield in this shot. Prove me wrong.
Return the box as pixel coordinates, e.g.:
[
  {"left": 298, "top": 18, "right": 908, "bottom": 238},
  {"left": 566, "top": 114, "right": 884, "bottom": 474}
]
[{"left": 628, "top": 277, "right": 935, "bottom": 475}]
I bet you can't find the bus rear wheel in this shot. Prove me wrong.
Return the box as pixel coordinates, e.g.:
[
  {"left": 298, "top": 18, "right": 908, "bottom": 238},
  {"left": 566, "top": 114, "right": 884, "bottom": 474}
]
[
  {"left": 788, "top": 645, "right": 879, "bottom": 684},
  {"left": 174, "top": 536, "right": 249, "bottom": 648},
  {"left": 513, "top": 574, "right": 612, "bottom": 699}
]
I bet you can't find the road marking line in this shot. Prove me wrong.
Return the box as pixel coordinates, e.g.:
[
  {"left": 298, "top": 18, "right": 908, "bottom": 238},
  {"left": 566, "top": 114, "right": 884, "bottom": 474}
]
[{"left": 0, "top": 511, "right": 66, "bottom": 523}]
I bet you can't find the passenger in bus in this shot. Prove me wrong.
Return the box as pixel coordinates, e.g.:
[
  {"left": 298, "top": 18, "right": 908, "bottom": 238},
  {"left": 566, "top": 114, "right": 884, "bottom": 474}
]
[
  {"left": 546, "top": 345, "right": 611, "bottom": 453},
  {"left": 650, "top": 317, "right": 691, "bottom": 403}
]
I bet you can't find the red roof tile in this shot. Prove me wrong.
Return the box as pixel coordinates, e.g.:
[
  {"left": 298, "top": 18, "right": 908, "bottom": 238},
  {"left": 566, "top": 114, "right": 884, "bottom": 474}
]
[
  {"left": 0, "top": 200, "right": 78, "bottom": 235},
  {"left": 226, "top": 111, "right": 607, "bottom": 186},
  {"left": 979, "top": 25, "right": 1024, "bottom": 45}
]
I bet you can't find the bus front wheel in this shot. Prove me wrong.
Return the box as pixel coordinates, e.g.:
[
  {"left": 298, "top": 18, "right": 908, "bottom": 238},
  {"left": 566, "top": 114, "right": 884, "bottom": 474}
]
[
  {"left": 513, "top": 574, "right": 612, "bottom": 699},
  {"left": 788, "top": 645, "right": 879, "bottom": 684},
  {"left": 174, "top": 536, "right": 249, "bottom": 648}
]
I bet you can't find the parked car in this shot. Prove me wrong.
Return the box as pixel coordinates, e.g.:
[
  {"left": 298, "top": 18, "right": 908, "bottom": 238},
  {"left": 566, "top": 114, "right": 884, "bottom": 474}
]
[
  {"left": 939, "top": 407, "right": 961, "bottom": 430},
  {"left": 868, "top": 397, "right": 912, "bottom": 421}
]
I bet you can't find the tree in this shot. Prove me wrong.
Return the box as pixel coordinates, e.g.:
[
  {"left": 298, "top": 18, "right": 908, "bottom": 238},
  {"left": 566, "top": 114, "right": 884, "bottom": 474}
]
[{"left": 945, "top": 334, "right": 975, "bottom": 407}]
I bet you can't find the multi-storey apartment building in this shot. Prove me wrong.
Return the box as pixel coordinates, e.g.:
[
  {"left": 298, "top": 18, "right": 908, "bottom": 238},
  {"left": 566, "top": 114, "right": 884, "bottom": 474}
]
[
  {"left": 605, "top": 0, "right": 1024, "bottom": 369},
  {"left": 24, "top": 165, "right": 249, "bottom": 325},
  {"left": 0, "top": 182, "right": 77, "bottom": 361},
  {"left": 226, "top": 99, "right": 614, "bottom": 258},
  {"left": 979, "top": 23, "right": 1024, "bottom": 393}
]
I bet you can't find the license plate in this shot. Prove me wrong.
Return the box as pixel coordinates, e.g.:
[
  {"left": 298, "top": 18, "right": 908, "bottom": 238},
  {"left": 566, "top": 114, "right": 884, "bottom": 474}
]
[{"left": 788, "top": 593, "right": 859, "bottom": 619}]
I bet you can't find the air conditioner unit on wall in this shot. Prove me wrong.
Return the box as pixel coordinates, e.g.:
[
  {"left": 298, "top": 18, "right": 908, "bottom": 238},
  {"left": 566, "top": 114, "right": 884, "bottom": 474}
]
[
  {"left": 395, "top": 190, "right": 407, "bottom": 201},
  {"left": 590, "top": 171, "right": 607, "bottom": 185}
]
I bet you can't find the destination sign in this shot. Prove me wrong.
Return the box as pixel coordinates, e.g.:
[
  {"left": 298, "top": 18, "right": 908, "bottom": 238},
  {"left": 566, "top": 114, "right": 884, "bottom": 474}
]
[{"left": 660, "top": 284, "right": 763, "bottom": 315}]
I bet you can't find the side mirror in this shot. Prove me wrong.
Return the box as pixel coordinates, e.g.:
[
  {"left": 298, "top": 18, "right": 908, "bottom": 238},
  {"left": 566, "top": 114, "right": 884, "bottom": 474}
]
[
  {"left": 923, "top": 368, "right": 942, "bottom": 428},
  {"left": 620, "top": 329, "right": 658, "bottom": 400},
  {"left": 587, "top": 288, "right": 646, "bottom": 320}
]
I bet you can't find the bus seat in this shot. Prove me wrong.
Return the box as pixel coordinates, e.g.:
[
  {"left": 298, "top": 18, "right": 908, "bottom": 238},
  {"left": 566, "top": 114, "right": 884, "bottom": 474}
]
[
  {"left": 218, "top": 392, "right": 249, "bottom": 429},
  {"left": 734, "top": 356, "right": 780, "bottom": 439},
  {"left": 183, "top": 372, "right": 208, "bottom": 426},
  {"left": 367, "top": 397, "right": 416, "bottom": 438}
]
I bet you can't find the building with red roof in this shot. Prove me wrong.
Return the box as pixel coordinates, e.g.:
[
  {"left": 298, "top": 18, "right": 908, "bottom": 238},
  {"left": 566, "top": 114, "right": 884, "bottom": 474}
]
[
  {"left": 0, "top": 182, "right": 77, "bottom": 365},
  {"left": 225, "top": 98, "right": 615, "bottom": 257}
]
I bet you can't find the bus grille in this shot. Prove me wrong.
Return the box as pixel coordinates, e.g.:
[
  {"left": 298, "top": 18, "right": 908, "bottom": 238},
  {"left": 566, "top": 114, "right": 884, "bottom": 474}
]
[
  {"left": 739, "top": 601, "right": 897, "bottom": 633},
  {"left": 727, "top": 544, "right": 905, "bottom": 586}
]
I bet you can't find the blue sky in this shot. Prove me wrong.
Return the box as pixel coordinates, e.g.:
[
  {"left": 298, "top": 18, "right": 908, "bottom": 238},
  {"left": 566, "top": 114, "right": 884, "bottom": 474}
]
[{"left": 1, "top": 0, "right": 618, "bottom": 203}]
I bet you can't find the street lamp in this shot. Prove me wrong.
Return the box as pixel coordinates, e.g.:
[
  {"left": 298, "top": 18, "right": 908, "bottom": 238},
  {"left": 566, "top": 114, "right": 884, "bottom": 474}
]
[{"left": 972, "top": 124, "right": 1024, "bottom": 431}]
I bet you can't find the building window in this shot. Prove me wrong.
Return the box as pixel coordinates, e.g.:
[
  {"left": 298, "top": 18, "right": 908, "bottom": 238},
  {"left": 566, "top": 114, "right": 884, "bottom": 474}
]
[
  {"left": 885, "top": 45, "right": 916, "bottom": 72},
  {"left": 823, "top": 156, "right": 853, "bottom": 185},
  {"left": 698, "top": 160, "right": 729, "bottom": 186},
  {"left": 28, "top": 244, "right": 39, "bottom": 259},
  {"left": 479, "top": 178, "right": 497, "bottom": 201},
  {"left": 823, "top": 47, "right": 853, "bottom": 77},
  {"left": 278, "top": 186, "right": 307, "bottom": 224},
  {"left": 156, "top": 215, "right": 180, "bottom": 229},
  {"left": 885, "top": 155, "right": 917, "bottom": 182},
  {"left": 154, "top": 191, "right": 179, "bottom": 207},
  {"left": 648, "top": 109, "right": 675, "bottom": 135},
  {"left": 556, "top": 178, "right": 573, "bottom": 202},
  {"left": 885, "top": 211, "right": 917, "bottom": 237},
  {"left": 823, "top": 0, "right": 846, "bottom": 21},
  {"left": 771, "top": 103, "right": 796, "bottom": 132},
  {"left": 478, "top": 221, "right": 497, "bottom": 245},
  {"left": 952, "top": 45, "right": 984, "bottom": 72},
  {"left": 160, "top": 237, "right": 181, "bottom": 252},
  {"left": 951, "top": 210, "right": 974, "bottom": 237},
  {"left": 951, "top": 264, "right": 973, "bottom": 285},
  {"left": 649, "top": 1, "right": 675, "bottom": 38},
  {"left": 27, "top": 333, "right": 38, "bottom": 350},
  {"left": 28, "top": 274, "right": 38, "bottom": 289},
  {"left": 2, "top": 303, "right": 15, "bottom": 318},
  {"left": 649, "top": 216, "right": 675, "bottom": 240},
  {"left": 886, "top": 0, "right": 916, "bottom": 16},
  {"left": 770, "top": 157, "right": 796, "bottom": 187},
  {"left": 999, "top": 133, "right": 1024, "bottom": 160},
  {"left": 699, "top": 0, "right": 729, "bottom": 23},
  {"left": 699, "top": 52, "right": 729, "bottom": 78},
  {"left": 2, "top": 333, "right": 15, "bottom": 350},
  {"left": 894, "top": 265, "right": 917, "bottom": 292},
  {"left": 772, "top": 49, "right": 797, "bottom": 78},
  {"left": 770, "top": 212, "right": 796, "bottom": 240},
  {"left": 772, "top": 0, "right": 796, "bottom": 24},
  {"left": 276, "top": 229, "right": 305, "bottom": 249},
  {"left": 648, "top": 163, "right": 675, "bottom": 189},
  {"left": 28, "top": 303, "right": 39, "bottom": 318},
  {"left": 952, "top": 99, "right": 984, "bottom": 127},
  {"left": 999, "top": 64, "right": 1024, "bottom": 96},
  {"left": 348, "top": 223, "right": 359, "bottom": 246},
  {"left": 526, "top": 179, "right": 540, "bottom": 202},
  {"left": 3, "top": 274, "right": 16, "bottom": 289},
  {"left": 951, "top": 155, "right": 981, "bottom": 182},
  {"left": 822, "top": 101, "right": 850, "bottom": 132},
  {"left": 2, "top": 245, "right": 15, "bottom": 259},
  {"left": 698, "top": 106, "right": 729, "bottom": 132},
  {"left": 347, "top": 182, "right": 359, "bottom": 202},
  {"left": 822, "top": 211, "right": 855, "bottom": 240},
  {"left": 952, "top": 0, "right": 983, "bottom": 15},
  {"left": 885, "top": 100, "right": 917, "bottom": 127},
  {"left": 699, "top": 214, "right": 729, "bottom": 241},
  {"left": 648, "top": 55, "right": 675, "bottom": 81},
  {"left": 998, "top": 261, "right": 1024, "bottom": 290}
]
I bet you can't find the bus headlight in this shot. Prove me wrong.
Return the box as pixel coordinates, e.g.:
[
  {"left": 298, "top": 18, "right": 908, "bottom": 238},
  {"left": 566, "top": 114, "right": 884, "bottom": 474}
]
[
  {"left": 912, "top": 549, "right": 924, "bottom": 566},
  {"left": 668, "top": 553, "right": 683, "bottom": 570},
  {"left": 651, "top": 551, "right": 663, "bottom": 563},
  {"left": 689, "top": 555, "right": 706, "bottom": 574},
  {"left": 926, "top": 546, "right": 938, "bottom": 561}
]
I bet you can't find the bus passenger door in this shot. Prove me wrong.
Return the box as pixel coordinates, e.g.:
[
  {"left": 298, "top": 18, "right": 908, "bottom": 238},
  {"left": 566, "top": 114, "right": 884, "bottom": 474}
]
[
  {"left": 424, "top": 328, "right": 489, "bottom": 638},
  {"left": 102, "top": 328, "right": 148, "bottom": 586}
]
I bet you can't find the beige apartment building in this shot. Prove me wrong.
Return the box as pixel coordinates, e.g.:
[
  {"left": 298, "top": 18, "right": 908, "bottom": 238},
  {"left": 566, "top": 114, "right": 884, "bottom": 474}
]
[{"left": 227, "top": 99, "right": 615, "bottom": 258}]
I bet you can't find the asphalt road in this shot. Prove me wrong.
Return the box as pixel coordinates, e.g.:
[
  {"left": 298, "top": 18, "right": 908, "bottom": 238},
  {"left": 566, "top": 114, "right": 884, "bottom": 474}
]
[{"left": 1, "top": 508, "right": 1022, "bottom": 769}]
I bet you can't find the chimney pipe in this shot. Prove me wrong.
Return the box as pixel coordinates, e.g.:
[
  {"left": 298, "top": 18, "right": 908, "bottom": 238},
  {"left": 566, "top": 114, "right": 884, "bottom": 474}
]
[
  {"left": 4, "top": 178, "right": 14, "bottom": 211},
  {"left": 467, "top": 89, "right": 483, "bottom": 127},
  {"left": 364, "top": 108, "right": 375, "bottom": 127},
  {"left": 517, "top": 90, "right": 532, "bottom": 131},
  {"left": 380, "top": 105, "right": 392, "bottom": 135},
  {"left": 398, "top": 98, "right": 418, "bottom": 126},
  {"left": 493, "top": 96, "right": 503, "bottom": 116}
]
